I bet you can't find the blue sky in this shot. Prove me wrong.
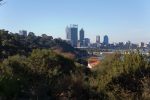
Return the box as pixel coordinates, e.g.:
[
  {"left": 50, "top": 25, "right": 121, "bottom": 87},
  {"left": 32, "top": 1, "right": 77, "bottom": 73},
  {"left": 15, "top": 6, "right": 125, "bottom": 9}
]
[{"left": 0, "top": 0, "right": 150, "bottom": 43}]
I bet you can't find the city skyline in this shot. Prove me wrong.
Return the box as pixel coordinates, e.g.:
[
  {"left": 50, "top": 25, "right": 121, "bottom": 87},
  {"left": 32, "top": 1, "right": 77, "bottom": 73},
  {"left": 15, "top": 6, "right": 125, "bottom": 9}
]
[
  {"left": 2, "top": 26, "right": 150, "bottom": 44},
  {"left": 1, "top": 0, "right": 150, "bottom": 43}
]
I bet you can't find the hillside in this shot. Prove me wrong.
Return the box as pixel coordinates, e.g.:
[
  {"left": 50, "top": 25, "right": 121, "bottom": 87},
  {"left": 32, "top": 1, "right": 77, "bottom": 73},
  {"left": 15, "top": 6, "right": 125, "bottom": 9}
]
[
  {"left": 1, "top": 29, "right": 150, "bottom": 99},
  {"left": 0, "top": 29, "right": 88, "bottom": 60}
]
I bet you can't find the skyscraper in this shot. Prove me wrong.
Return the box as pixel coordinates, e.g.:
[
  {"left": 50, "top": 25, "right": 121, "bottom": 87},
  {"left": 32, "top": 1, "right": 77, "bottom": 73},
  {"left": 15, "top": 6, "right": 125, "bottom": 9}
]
[
  {"left": 140, "top": 42, "right": 145, "bottom": 48},
  {"left": 103, "top": 35, "right": 109, "bottom": 45},
  {"left": 66, "top": 26, "right": 71, "bottom": 40},
  {"left": 83, "top": 38, "right": 90, "bottom": 47},
  {"left": 66, "top": 24, "right": 78, "bottom": 47},
  {"left": 96, "top": 35, "right": 100, "bottom": 43},
  {"left": 79, "top": 28, "right": 84, "bottom": 46}
]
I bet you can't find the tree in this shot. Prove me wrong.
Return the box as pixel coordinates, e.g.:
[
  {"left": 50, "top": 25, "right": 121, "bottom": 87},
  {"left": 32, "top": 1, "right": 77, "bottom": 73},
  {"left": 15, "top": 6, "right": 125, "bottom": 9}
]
[
  {"left": 0, "top": 31, "right": 2, "bottom": 59},
  {"left": 0, "top": 0, "right": 4, "bottom": 6}
]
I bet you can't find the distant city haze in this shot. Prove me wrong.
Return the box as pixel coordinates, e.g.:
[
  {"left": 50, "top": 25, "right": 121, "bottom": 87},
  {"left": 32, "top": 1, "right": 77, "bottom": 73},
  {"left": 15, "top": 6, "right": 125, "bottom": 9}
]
[{"left": 0, "top": 0, "right": 150, "bottom": 43}]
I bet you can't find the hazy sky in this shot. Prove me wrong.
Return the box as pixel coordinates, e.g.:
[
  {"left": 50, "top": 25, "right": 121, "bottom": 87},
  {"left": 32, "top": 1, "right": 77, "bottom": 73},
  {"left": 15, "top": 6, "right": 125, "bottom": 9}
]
[{"left": 0, "top": 0, "right": 150, "bottom": 43}]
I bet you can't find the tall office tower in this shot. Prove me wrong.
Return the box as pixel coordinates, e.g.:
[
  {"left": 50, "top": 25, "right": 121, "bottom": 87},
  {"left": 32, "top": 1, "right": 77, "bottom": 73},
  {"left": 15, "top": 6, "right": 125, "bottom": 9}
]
[
  {"left": 83, "top": 38, "right": 90, "bottom": 47},
  {"left": 66, "top": 24, "right": 78, "bottom": 47},
  {"left": 19, "top": 30, "right": 27, "bottom": 36},
  {"left": 96, "top": 35, "right": 100, "bottom": 43},
  {"left": 66, "top": 26, "right": 71, "bottom": 40},
  {"left": 103, "top": 35, "right": 109, "bottom": 45},
  {"left": 140, "top": 42, "right": 145, "bottom": 47},
  {"left": 79, "top": 28, "right": 84, "bottom": 46}
]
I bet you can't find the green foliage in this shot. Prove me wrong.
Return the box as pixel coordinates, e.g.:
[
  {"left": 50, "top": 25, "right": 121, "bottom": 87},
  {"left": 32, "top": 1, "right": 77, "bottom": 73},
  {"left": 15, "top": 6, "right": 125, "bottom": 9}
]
[
  {"left": 0, "top": 29, "right": 87, "bottom": 60},
  {"left": 1, "top": 29, "right": 150, "bottom": 99},
  {"left": 0, "top": 49, "right": 90, "bottom": 99},
  {"left": 0, "top": 49, "right": 150, "bottom": 99},
  {"left": 88, "top": 52, "right": 150, "bottom": 99},
  {"left": 0, "top": 55, "right": 28, "bottom": 99}
]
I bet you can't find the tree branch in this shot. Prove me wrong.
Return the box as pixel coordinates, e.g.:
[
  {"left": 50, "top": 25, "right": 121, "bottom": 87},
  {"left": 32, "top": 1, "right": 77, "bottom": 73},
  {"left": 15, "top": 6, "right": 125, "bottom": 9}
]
[{"left": 0, "top": 0, "right": 5, "bottom": 6}]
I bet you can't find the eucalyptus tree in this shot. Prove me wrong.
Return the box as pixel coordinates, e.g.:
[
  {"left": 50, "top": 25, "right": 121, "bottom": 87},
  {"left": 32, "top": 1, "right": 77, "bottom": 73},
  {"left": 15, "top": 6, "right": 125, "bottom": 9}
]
[{"left": 0, "top": 0, "right": 6, "bottom": 6}]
